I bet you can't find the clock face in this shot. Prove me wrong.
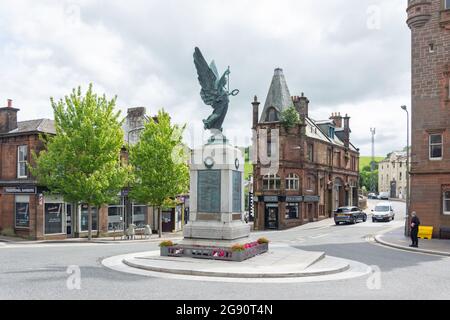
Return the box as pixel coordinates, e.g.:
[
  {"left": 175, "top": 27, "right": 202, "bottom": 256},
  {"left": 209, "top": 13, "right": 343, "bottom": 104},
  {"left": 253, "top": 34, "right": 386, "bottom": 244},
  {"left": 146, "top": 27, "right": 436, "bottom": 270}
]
[
  {"left": 204, "top": 157, "right": 215, "bottom": 169},
  {"left": 235, "top": 158, "right": 240, "bottom": 170}
]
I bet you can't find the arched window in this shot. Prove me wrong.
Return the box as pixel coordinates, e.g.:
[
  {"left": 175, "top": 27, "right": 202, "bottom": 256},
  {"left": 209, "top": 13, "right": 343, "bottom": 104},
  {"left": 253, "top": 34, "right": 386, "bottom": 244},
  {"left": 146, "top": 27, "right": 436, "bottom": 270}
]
[
  {"left": 286, "top": 173, "right": 300, "bottom": 190},
  {"left": 266, "top": 107, "right": 279, "bottom": 122},
  {"left": 263, "top": 174, "right": 281, "bottom": 190}
]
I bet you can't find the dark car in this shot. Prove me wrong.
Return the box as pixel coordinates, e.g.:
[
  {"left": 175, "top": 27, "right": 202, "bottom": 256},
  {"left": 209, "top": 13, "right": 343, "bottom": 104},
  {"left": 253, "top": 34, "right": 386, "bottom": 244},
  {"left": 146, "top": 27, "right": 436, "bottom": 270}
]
[
  {"left": 334, "top": 206, "right": 367, "bottom": 225},
  {"left": 368, "top": 193, "right": 378, "bottom": 199}
]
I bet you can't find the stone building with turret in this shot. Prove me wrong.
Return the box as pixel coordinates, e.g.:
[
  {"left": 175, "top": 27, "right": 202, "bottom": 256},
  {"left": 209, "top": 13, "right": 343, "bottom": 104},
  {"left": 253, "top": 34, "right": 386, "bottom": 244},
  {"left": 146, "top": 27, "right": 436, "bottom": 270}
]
[
  {"left": 251, "top": 68, "right": 360, "bottom": 230},
  {"left": 406, "top": 0, "right": 450, "bottom": 237}
]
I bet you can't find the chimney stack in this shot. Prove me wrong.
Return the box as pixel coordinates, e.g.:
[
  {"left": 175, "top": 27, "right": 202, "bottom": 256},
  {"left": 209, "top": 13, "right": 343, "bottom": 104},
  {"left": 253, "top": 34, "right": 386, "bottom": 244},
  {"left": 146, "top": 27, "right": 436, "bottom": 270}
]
[
  {"left": 293, "top": 92, "right": 310, "bottom": 119},
  {"left": 0, "top": 99, "right": 19, "bottom": 134},
  {"left": 252, "top": 96, "right": 260, "bottom": 129},
  {"left": 330, "top": 112, "right": 343, "bottom": 128},
  {"left": 343, "top": 114, "right": 350, "bottom": 148}
]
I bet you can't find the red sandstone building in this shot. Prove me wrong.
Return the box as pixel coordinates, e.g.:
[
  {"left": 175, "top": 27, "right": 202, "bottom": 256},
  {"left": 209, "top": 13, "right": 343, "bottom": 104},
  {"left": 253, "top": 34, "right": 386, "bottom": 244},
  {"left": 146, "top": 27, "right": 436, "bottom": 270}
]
[
  {"left": 252, "top": 69, "right": 360, "bottom": 230},
  {"left": 0, "top": 102, "right": 186, "bottom": 240},
  {"left": 407, "top": 0, "right": 450, "bottom": 238}
]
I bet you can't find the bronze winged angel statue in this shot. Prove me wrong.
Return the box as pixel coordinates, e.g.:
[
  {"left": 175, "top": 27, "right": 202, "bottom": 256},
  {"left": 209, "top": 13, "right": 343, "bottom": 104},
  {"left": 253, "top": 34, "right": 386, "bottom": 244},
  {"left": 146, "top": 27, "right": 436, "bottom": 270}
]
[{"left": 193, "top": 47, "right": 239, "bottom": 133}]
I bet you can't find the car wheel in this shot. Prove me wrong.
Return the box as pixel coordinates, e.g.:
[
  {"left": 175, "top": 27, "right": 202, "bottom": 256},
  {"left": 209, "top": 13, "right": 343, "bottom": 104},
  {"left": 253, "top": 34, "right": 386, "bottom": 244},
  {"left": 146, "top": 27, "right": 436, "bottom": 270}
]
[
  {"left": 392, "top": 215, "right": 395, "bottom": 221},
  {"left": 372, "top": 218, "right": 375, "bottom": 223},
  {"left": 363, "top": 216, "right": 367, "bottom": 222},
  {"left": 352, "top": 218, "right": 357, "bottom": 224},
  {"left": 335, "top": 221, "right": 340, "bottom": 226}
]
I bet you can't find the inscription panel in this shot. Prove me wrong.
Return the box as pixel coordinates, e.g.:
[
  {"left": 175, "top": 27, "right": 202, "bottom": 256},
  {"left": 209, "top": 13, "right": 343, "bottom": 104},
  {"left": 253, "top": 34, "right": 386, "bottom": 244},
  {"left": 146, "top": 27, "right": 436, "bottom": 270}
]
[
  {"left": 232, "top": 171, "right": 242, "bottom": 212},
  {"left": 198, "top": 170, "right": 221, "bottom": 213}
]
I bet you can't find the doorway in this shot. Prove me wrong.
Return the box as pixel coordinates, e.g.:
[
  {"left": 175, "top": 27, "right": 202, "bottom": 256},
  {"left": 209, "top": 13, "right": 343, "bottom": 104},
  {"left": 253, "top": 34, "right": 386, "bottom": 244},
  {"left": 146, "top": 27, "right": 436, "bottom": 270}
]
[{"left": 265, "top": 204, "right": 279, "bottom": 229}]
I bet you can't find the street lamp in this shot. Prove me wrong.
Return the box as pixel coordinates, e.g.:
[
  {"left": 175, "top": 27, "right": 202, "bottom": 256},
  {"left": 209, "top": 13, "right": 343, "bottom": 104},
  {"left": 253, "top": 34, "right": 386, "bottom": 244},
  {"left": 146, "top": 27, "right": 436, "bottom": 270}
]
[
  {"left": 125, "top": 126, "right": 145, "bottom": 234},
  {"left": 401, "top": 105, "right": 410, "bottom": 237}
]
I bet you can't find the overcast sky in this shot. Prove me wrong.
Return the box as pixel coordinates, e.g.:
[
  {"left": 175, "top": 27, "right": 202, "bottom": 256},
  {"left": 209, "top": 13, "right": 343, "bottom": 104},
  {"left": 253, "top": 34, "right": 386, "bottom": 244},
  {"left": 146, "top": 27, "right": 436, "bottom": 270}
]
[{"left": 0, "top": 0, "right": 411, "bottom": 156}]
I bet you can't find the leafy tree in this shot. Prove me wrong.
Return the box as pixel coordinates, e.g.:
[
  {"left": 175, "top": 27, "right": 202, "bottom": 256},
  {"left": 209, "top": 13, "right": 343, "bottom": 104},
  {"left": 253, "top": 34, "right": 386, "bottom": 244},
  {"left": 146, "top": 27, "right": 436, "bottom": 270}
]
[
  {"left": 129, "top": 109, "right": 189, "bottom": 238},
  {"left": 31, "top": 85, "right": 129, "bottom": 240},
  {"left": 280, "top": 106, "right": 301, "bottom": 130},
  {"left": 359, "top": 165, "right": 379, "bottom": 193}
]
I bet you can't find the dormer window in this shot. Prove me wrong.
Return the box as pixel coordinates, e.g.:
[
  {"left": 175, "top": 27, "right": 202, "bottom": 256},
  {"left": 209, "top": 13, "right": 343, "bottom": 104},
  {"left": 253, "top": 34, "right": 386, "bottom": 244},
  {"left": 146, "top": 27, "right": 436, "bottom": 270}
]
[
  {"left": 328, "top": 126, "right": 335, "bottom": 139},
  {"left": 266, "top": 107, "right": 278, "bottom": 122}
]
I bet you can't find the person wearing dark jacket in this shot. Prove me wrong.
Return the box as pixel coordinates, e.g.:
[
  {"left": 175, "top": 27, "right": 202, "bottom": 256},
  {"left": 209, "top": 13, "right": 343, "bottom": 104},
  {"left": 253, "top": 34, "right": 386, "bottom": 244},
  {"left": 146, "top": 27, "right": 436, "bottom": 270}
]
[{"left": 410, "top": 211, "right": 420, "bottom": 248}]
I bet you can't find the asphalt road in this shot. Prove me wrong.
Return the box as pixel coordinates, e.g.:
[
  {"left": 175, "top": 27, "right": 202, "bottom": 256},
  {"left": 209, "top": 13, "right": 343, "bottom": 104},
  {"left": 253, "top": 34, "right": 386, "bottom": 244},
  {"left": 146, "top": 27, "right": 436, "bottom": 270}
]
[{"left": 1, "top": 200, "right": 449, "bottom": 300}]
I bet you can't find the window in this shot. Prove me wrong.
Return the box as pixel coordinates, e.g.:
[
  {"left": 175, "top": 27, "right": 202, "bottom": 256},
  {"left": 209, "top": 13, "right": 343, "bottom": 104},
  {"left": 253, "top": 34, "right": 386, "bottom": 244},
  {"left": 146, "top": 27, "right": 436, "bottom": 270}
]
[
  {"left": 263, "top": 174, "right": 281, "bottom": 190},
  {"left": 335, "top": 151, "right": 341, "bottom": 167},
  {"left": 267, "top": 139, "right": 272, "bottom": 157},
  {"left": 327, "top": 148, "right": 333, "bottom": 166},
  {"left": 132, "top": 204, "right": 147, "bottom": 228},
  {"left": 286, "top": 173, "right": 300, "bottom": 190},
  {"left": 15, "top": 195, "right": 29, "bottom": 228},
  {"left": 108, "top": 202, "right": 124, "bottom": 232},
  {"left": 285, "top": 203, "right": 299, "bottom": 220},
  {"left": 45, "top": 203, "right": 64, "bottom": 235},
  {"left": 429, "top": 134, "right": 443, "bottom": 159},
  {"left": 392, "top": 162, "right": 395, "bottom": 169},
  {"left": 267, "top": 108, "right": 278, "bottom": 122},
  {"left": 328, "top": 127, "right": 335, "bottom": 139},
  {"left": 306, "top": 177, "right": 315, "bottom": 191},
  {"left": 307, "top": 144, "right": 314, "bottom": 162},
  {"left": 399, "top": 172, "right": 402, "bottom": 181},
  {"left": 80, "top": 204, "right": 98, "bottom": 232},
  {"left": 444, "top": 191, "right": 450, "bottom": 215},
  {"left": 17, "top": 145, "right": 28, "bottom": 178},
  {"left": 446, "top": 0, "right": 450, "bottom": 10}
]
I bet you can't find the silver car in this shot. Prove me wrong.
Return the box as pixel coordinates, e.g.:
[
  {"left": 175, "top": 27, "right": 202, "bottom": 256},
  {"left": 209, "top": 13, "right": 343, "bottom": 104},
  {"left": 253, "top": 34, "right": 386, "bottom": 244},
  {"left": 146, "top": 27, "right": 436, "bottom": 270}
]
[
  {"left": 372, "top": 202, "right": 395, "bottom": 222},
  {"left": 334, "top": 206, "right": 367, "bottom": 225}
]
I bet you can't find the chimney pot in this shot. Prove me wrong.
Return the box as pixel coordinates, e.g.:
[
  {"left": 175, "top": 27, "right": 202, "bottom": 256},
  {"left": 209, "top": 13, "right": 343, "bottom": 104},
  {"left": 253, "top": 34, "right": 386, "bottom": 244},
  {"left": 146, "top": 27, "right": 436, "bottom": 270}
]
[{"left": 7, "top": 99, "right": 12, "bottom": 108}]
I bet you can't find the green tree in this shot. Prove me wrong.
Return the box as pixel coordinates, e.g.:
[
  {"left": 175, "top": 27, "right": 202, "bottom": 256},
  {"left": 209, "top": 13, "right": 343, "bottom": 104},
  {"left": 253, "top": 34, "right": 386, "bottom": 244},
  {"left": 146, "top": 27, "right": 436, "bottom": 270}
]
[
  {"left": 280, "top": 106, "right": 301, "bottom": 130},
  {"left": 31, "top": 85, "right": 129, "bottom": 240},
  {"left": 129, "top": 109, "right": 189, "bottom": 238},
  {"left": 359, "top": 165, "right": 379, "bottom": 193}
]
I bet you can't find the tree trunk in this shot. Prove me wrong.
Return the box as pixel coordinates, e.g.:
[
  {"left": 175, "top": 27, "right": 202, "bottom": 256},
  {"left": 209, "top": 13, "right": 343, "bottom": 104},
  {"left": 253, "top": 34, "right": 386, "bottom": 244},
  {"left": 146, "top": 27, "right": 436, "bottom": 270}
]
[
  {"left": 158, "top": 206, "right": 162, "bottom": 238},
  {"left": 88, "top": 204, "right": 92, "bottom": 241}
]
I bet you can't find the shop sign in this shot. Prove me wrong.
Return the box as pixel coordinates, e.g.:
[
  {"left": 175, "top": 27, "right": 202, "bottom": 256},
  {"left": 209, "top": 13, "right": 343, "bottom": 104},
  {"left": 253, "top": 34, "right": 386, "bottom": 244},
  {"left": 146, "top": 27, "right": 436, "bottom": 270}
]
[
  {"left": 263, "top": 196, "right": 279, "bottom": 203},
  {"left": 303, "top": 195, "right": 320, "bottom": 202},
  {"left": 286, "top": 196, "right": 303, "bottom": 202},
  {"left": 4, "top": 186, "right": 36, "bottom": 194}
]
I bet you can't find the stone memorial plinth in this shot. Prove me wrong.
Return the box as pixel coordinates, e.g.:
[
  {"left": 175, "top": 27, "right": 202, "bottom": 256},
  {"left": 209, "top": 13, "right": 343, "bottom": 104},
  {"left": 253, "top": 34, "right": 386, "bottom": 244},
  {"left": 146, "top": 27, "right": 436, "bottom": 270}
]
[{"left": 183, "top": 136, "right": 250, "bottom": 242}]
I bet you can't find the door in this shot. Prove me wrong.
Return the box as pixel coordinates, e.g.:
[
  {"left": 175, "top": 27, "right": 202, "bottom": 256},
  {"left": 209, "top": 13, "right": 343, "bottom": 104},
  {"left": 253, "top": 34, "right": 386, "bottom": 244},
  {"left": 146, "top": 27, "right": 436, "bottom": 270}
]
[
  {"left": 308, "top": 204, "right": 314, "bottom": 222},
  {"left": 66, "top": 204, "right": 73, "bottom": 238},
  {"left": 390, "top": 180, "right": 397, "bottom": 198},
  {"left": 162, "top": 210, "right": 174, "bottom": 232},
  {"left": 265, "top": 205, "right": 278, "bottom": 229}
]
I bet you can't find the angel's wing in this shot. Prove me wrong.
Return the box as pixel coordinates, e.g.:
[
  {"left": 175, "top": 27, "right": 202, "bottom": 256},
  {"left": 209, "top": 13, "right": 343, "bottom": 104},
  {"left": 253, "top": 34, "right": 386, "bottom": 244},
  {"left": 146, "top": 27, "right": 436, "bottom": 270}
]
[{"left": 193, "top": 47, "right": 218, "bottom": 106}]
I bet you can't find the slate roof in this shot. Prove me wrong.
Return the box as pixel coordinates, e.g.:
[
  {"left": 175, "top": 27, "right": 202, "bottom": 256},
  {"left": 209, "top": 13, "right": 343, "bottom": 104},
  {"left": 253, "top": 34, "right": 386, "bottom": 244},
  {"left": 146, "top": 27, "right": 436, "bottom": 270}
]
[
  {"left": 259, "top": 68, "right": 293, "bottom": 122},
  {"left": 2, "top": 119, "right": 56, "bottom": 135}
]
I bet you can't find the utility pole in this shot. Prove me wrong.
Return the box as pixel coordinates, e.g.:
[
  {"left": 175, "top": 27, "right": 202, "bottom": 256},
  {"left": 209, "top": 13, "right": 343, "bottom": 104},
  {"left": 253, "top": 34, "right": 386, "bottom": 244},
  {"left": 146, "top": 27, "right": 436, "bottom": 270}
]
[{"left": 370, "top": 128, "right": 376, "bottom": 193}]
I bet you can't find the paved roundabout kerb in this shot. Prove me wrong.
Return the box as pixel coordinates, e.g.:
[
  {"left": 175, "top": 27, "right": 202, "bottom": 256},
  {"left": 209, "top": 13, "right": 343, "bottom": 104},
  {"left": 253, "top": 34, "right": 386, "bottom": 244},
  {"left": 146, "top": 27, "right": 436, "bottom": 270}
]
[{"left": 102, "top": 244, "right": 373, "bottom": 283}]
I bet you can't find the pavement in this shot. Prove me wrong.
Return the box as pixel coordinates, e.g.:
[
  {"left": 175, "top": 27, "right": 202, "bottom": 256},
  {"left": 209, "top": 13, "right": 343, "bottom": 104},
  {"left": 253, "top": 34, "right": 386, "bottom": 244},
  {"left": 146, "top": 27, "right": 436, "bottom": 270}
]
[
  {"left": 0, "top": 231, "right": 183, "bottom": 245},
  {"left": 375, "top": 227, "right": 450, "bottom": 257}
]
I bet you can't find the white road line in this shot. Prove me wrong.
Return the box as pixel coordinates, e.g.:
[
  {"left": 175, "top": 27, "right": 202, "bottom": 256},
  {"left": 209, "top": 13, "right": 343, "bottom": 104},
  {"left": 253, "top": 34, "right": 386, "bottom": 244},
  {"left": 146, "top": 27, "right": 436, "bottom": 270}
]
[{"left": 309, "top": 233, "right": 330, "bottom": 239}]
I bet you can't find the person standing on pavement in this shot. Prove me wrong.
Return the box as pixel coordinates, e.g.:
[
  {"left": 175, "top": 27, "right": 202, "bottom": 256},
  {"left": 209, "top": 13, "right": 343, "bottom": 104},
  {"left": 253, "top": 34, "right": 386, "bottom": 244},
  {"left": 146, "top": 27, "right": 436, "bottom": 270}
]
[{"left": 410, "top": 211, "right": 420, "bottom": 248}]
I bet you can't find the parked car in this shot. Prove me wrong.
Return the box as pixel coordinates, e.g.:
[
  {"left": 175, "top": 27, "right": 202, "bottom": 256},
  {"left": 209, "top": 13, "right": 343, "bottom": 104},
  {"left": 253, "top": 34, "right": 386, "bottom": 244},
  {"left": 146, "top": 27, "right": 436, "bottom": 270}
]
[
  {"left": 372, "top": 202, "right": 395, "bottom": 222},
  {"left": 368, "top": 193, "right": 378, "bottom": 199},
  {"left": 378, "top": 192, "right": 389, "bottom": 200},
  {"left": 334, "top": 206, "right": 367, "bottom": 225}
]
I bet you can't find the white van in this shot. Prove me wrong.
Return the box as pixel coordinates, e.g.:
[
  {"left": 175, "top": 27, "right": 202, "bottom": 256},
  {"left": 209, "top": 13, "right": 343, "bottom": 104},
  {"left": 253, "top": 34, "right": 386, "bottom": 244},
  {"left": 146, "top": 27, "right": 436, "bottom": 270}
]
[
  {"left": 378, "top": 192, "right": 389, "bottom": 200},
  {"left": 372, "top": 202, "right": 395, "bottom": 222}
]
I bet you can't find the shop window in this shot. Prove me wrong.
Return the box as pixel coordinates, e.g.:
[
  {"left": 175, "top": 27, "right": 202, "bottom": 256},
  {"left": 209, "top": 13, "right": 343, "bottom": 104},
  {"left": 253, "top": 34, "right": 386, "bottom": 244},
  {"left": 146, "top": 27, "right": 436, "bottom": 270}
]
[
  {"left": 132, "top": 204, "right": 146, "bottom": 228},
  {"left": 45, "top": 202, "right": 64, "bottom": 235},
  {"left": 263, "top": 174, "right": 281, "bottom": 190},
  {"left": 17, "top": 145, "right": 28, "bottom": 178},
  {"left": 286, "top": 173, "right": 300, "bottom": 190},
  {"left": 285, "top": 203, "right": 299, "bottom": 220},
  {"left": 108, "top": 205, "right": 124, "bottom": 232},
  {"left": 80, "top": 204, "right": 98, "bottom": 232},
  {"left": 429, "top": 134, "right": 443, "bottom": 160},
  {"left": 15, "top": 195, "right": 30, "bottom": 228}
]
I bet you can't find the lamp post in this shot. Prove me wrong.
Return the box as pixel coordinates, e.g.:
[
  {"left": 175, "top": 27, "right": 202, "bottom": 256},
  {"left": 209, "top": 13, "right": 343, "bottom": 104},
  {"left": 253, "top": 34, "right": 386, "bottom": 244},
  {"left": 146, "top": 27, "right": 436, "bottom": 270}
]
[
  {"left": 401, "top": 105, "right": 410, "bottom": 237},
  {"left": 125, "top": 126, "right": 145, "bottom": 234}
]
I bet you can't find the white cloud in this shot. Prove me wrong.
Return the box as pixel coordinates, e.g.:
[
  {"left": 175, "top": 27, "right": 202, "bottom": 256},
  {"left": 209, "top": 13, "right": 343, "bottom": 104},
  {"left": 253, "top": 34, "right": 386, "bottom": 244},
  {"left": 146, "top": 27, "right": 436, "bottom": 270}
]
[{"left": 0, "top": 0, "right": 411, "bottom": 156}]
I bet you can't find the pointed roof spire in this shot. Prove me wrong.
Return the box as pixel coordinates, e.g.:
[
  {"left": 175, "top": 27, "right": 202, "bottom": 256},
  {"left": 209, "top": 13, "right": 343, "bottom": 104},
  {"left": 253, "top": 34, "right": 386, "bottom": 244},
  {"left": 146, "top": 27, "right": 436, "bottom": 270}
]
[{"left": 260, "top": 68, "right": 293, "bottom": 122}]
